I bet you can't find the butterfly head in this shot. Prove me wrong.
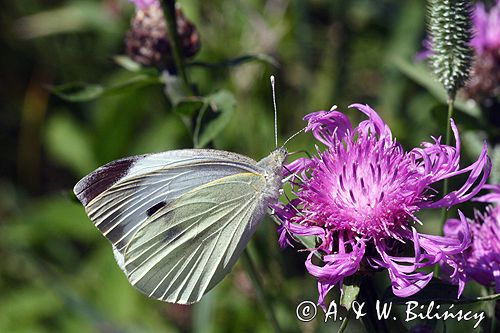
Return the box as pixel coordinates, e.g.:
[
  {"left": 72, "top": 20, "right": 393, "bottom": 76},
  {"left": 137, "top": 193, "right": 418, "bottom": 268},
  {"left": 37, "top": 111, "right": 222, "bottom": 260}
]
[
  {"left": 273, "top": 147, "right": 288, "bottom": 166},
  {"left": 257, "top": 148, "right": 287, "bottom": 180}
]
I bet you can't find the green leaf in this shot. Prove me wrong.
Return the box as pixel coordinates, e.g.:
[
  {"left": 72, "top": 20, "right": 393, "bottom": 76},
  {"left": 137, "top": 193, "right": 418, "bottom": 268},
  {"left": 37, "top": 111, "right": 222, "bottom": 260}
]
[
  {"left": 13, "top": 2, "right": 121, "bottom": 39},
  {"left": 44, "top": 112, "right": 96, "bottom": 176},
  {"left": 113, "top": 55, "right": 142, "bottom": 72},
  {"left": 104, "top": 74, "right": 163, "bottom": 95},
  {"left": 51, "top": 82, "right": 104, "bottom": 102},
  {"left": 196, "top": 90, "right": 236, "bottom": 148},
  {"left": 383, "top": 278, "right": 500, "bottom": 305},
  {"left": 173, "top": 97, "right": 206, "bottom": 116},
  {"left": 51, "top": 75, "right": 163, "bottom": 102},
  {"left": 187, "top": 54, "right": 279, "bottom": 69},
  {"left": 394, "top": 57, "right": 480, "bottom": 117},
  {"left": 296, "top": 235, "right": 317, "bottom": 251},
  {"left": 340, "top": 278, "right": 361, "bottom": 311}
]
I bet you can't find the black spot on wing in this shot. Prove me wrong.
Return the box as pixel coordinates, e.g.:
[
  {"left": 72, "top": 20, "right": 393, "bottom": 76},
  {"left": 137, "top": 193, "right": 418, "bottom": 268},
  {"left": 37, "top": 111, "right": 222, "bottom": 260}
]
[
  {"left": 73, "top": 157, "right": 139, "bottom": 206},
  {"left": 147, "top": 201, "right": 166, "bottom": 217}
]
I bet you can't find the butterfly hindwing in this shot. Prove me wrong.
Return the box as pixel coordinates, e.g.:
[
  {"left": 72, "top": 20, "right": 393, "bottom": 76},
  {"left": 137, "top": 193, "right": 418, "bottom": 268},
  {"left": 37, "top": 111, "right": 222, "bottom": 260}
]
[{"left": 123, "top": 172, "right": 267, "bottom": 304}]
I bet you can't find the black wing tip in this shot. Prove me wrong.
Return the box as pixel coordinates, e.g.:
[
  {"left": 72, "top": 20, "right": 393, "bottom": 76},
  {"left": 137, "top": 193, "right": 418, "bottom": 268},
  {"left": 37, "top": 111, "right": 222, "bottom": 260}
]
[{"left": 73, "top": 156, "right": 140, "bottom": 206}]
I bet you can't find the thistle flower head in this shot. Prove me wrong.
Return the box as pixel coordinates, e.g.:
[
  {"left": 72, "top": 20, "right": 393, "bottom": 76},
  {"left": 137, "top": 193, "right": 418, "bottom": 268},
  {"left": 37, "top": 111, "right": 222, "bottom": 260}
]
[
  {"left": 298, "top": 108, "right": 424, "bottom": 239},
  {"left": 275, "top": 104, "right": 491, "bottom": 305},
  {"left": 444, "top": 185, "right": 500, "bottom": 292},
  {"left": 126, "top": 1, "right": 200, "bottom": 70}
]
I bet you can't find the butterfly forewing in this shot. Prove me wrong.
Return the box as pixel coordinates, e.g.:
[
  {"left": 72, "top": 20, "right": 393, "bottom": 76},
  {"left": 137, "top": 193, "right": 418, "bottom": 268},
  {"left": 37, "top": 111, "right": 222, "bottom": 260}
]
[
  {"left": 123, "top": 173, "right": 266, "bottom": 303},
  {"left": 74, "top": 150, "right": 262, "bottom": 252}
]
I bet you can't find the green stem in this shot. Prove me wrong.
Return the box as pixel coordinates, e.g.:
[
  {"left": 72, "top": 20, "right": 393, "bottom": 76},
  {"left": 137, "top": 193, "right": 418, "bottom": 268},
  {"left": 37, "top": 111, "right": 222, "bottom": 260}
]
[
  {"left": 161, "top": 0, "right": 194, "bottom": 95},
  {"left": 337, "top": 310, "right": 351, "bottom": 333},
  {"left": 441, "top": 99, "right": 454, "bottom": 220},
  {"left": 436, "top": 99, "right": 454, "bottom": 276},
  {"left": 193, "top": 102, "right": 208, "bottom": 148},
  {"left": 241, "top": 250, "right": 282, "bottom": 333}
]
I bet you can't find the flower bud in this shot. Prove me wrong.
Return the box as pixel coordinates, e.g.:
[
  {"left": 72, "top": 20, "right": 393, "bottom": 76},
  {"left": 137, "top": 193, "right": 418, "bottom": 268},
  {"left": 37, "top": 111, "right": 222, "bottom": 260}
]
[{"left": 125, "top": 3, "right": 200, "bottom": 70}]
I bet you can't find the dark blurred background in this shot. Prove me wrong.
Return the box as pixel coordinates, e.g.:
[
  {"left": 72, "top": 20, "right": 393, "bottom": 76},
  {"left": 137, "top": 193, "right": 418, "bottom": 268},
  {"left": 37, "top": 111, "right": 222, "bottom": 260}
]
[{"left": 0, "top": 1, "right": 493, "bottom": 332}]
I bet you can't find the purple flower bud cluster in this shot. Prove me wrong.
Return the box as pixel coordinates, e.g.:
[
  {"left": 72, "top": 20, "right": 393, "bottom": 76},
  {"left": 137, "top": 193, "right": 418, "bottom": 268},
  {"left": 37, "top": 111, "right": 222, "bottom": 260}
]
[{"left": 129, "top": 0, "right": 159, "bottom": 10}]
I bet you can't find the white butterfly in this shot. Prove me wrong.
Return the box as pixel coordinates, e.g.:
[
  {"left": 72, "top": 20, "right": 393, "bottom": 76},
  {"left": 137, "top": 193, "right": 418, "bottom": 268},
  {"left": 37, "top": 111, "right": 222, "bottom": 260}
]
[{"left": 74, "top": 147, "right": 287, "bottom": 304}]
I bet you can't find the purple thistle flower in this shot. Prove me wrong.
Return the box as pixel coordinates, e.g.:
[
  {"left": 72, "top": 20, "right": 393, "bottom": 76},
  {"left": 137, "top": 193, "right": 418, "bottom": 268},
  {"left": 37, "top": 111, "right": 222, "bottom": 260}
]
[
  {"left": 444, "top": 185, "right": 500, "bottom": 293},
  {"left": 467, "top": 0, "right": 500, "bottom": 101},
  {"left": 471, "top": 0, "right": 500, "bottom": 55},
  {"left": 275, "top": 104, "right": 491, "bottom": 306}
]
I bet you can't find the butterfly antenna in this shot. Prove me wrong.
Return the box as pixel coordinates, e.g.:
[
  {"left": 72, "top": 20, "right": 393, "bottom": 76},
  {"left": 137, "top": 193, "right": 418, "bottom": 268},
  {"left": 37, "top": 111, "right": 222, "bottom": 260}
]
[
  {"left": 281, "top": 127, "right": 306, "bottom": 148},
  {"left": 270, "top": 75, "right": 278, "bottom": 149}
]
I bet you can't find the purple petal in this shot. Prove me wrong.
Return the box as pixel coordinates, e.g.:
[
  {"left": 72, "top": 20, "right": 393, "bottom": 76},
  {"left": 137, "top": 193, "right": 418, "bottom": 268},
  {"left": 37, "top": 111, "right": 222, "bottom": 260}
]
[
  {"left": 305, "top": 236, "right": 365, "bottom": 307},
  {"left": 473, "top": 184, "right": 500, "bottom": 203},
  {"left": 349, "top": 103, "right": 392, "bottom": 140},
  {"left": 420, "top": 140, "right": 491, "bottom": 208},
  {"left": 376, "top": 239, "right": 434, "bottom": 297},
  {"left": 303, "top": 110, "right": 353, "bottom": 147}
]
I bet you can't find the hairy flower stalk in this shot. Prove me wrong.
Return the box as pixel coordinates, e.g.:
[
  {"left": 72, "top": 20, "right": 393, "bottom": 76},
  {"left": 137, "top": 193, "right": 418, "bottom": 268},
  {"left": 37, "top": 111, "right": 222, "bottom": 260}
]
[
  {"left": 419, "top": 1, "right": 500, "bottom": 104},
  {"left": 443, "top": 185, "right": 500, "bottom": 293},
  {"left": 428, "top": 0, "right": 474, "bottom": 100},
  {"left": 275, "top": 105, "right": 491, "bottom": 306}
]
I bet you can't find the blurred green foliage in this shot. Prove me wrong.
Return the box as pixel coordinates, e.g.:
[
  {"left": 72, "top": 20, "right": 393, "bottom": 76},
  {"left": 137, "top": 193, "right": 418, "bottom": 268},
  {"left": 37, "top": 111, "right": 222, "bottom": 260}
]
[{"left": 1, "top": 0, "right": 497, "bottom": 332}]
